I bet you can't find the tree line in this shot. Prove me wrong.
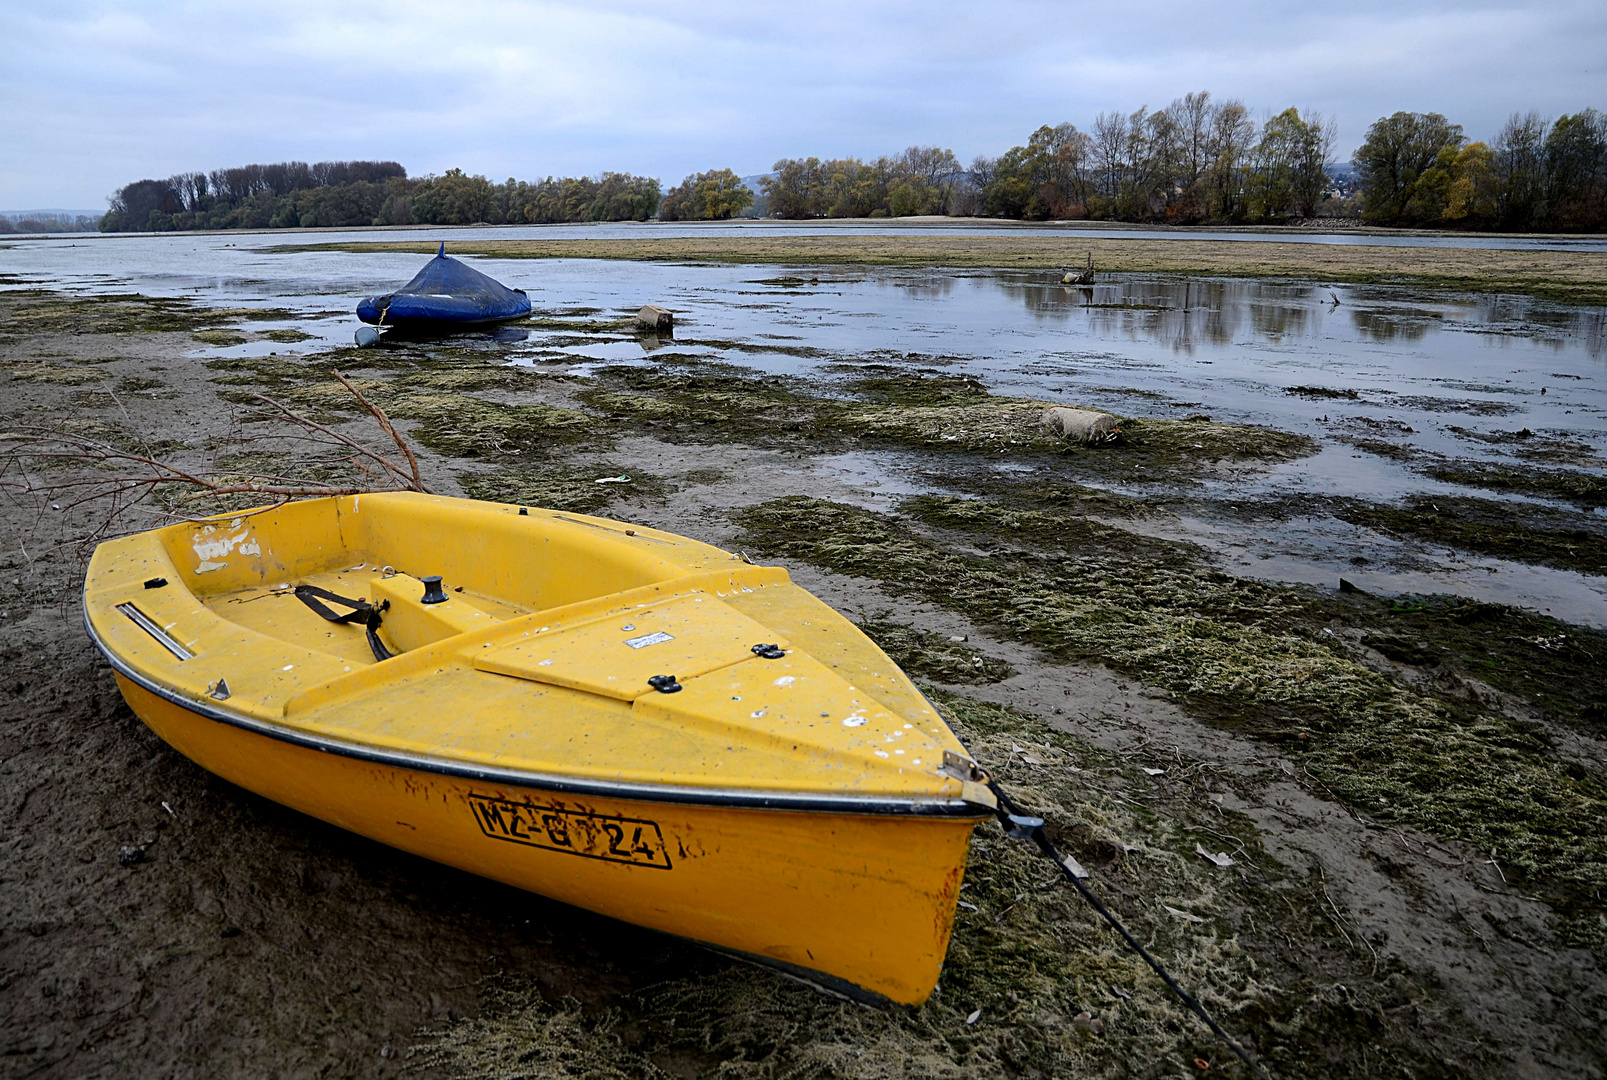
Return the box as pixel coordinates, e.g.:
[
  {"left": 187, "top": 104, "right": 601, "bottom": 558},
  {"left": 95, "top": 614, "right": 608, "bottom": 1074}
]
[
  {"left": 752, "top": 98, "right": 1330, "bottom": 223},
  {"left": 100, "top": 162, "right": 665, "bottom": 231},
  {"left": 755, "top": 98, "right": 1603, "bottom": 229},
  {"left": 0, "top": 212, "right": 99, "bottom": 234},
  {"left": 98, "top": 95, "right": 1606, "bottom": 232},
  {"left": 1354, "top": 109, "right": 1606, "bottom": 230}
]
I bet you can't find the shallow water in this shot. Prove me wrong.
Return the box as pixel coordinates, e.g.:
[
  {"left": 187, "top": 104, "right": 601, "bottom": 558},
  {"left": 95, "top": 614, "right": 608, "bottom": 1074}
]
[{"left": 3, "top": 228, "right": 1605, "bottom": 622}]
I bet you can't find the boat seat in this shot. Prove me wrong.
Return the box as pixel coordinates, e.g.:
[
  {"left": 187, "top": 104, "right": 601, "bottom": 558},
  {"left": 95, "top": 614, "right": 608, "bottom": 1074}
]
[{"left": 474, "top": 594, "right": 783, "bottom": 702}]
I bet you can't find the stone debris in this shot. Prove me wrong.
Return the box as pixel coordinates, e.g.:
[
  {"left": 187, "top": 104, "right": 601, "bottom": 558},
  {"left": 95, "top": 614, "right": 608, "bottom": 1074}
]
[
  {"left": 636, "top": 304, "right": 674, "bottom": 334},
  {"left": 1041, "top": 406, "right": 1121, "bottom": 444}
]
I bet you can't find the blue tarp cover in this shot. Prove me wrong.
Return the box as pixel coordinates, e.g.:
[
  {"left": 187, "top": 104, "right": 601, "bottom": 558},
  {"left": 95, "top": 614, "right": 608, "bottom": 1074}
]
[{"left": 357, "top": 244, "right": 531, "bottom": 325}]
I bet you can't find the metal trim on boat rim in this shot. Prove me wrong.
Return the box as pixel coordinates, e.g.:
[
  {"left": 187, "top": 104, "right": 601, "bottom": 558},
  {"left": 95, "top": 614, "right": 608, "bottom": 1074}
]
[{"left": 85, "top": 610, "right": 987, "bottom": 819}]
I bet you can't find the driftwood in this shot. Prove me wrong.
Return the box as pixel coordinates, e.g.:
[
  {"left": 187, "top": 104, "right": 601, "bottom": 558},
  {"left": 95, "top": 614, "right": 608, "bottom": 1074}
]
[
  {"left": 0, "top": 371, "right": 428, "bottom": 541},
  {"left": 1061, "top": 253, "right": 1096, "bottom": 286},
  {"left": 1041, "top": 406, "right": 1121, "bottom": 444}
]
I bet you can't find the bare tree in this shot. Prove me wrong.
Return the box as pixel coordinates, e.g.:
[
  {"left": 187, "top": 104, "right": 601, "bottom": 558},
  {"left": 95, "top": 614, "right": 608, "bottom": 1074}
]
[
  {"left": 1092, "top": 111, "right": 1128, "bottom": 200},
  {"left": 1493, "top": 111, "right": 1550, "bottom": 228},
  {"left": 1174, "top": 91, "right": 1214, "bottom": 191}
]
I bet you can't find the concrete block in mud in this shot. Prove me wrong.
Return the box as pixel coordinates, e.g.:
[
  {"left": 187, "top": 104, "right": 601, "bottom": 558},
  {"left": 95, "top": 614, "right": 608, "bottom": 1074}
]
[
  {"left": 1041, "top": 406, "right": 1120, "bottom": 444},
  {"left": 636, "top": 304, "right": 674, "bottom": 334}
]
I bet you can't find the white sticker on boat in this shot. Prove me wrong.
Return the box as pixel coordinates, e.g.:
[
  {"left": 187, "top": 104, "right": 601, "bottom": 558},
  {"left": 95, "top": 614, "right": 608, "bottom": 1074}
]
[
  {"left": 843, "top": 715, "right": 868, "bottom": 727},
  {"left": 624, "top": 630, "right": 674, "bottom": 649},
  {"left": 192, "top": 528, "right": 255, "bottom": 562}
]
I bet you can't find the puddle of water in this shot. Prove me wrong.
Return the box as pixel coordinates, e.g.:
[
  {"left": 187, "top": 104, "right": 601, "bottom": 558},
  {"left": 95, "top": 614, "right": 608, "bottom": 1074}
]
[
  {"left": 1159, "top": 512, "right": 1607, "bottom": 629},
  {"left": 810, "top": 451, "right": 950, "bottom": 511},
  {"left": 187, "top": 315, "right": 355, "bottom": 359},
  {"left": 555, "top": 339, "right": 677, "bottom": 362}
]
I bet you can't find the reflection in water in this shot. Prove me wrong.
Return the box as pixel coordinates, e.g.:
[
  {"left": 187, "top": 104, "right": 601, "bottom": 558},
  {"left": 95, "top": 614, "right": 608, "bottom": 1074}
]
[
  {"left": 1248, "top": 296, "right": 1311, "bottom": 341},
  {"left": 1012, "top": 278, "right": 1334, "bottom": 352},
  {"left": 376, "top": 322, "right": 531, "bottom": 346},
  {"left": 1453, "top": 294, "right": 1607, "bottom": 359},
  {"left": 1003, "top": 273, "right": 1606, "bottom": 360},
  {"left": 1350, "top": 308, "right": 1432, "bottom": 343},
  {"left": 892, "top": 275, "right": 955, "bottom": 300}
]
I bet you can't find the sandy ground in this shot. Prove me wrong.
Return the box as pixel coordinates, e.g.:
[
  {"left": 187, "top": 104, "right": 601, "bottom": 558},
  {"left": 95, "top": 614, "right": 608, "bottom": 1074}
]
[{"left": 1, "top": 284, "right": 1604, "bottom": 1080}]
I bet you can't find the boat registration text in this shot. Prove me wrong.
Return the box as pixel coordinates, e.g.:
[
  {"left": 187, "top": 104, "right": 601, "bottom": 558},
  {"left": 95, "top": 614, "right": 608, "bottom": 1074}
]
[{"left": 468, "top": 794, "right": 672, "bottom": 869}]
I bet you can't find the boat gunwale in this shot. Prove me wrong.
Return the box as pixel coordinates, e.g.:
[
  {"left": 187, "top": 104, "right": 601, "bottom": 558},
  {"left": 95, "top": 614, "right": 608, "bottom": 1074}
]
[{"left": 85, "top": 608, "right": 990, "bottom": 820}]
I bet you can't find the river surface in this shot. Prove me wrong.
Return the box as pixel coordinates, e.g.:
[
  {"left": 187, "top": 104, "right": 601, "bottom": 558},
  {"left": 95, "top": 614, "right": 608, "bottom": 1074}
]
[
  {"left": 3, "top": 226, "right": 1605, "bottom": 622},
  {"left": 14, "top": 217, "right": 1607, "bottom": 251}
]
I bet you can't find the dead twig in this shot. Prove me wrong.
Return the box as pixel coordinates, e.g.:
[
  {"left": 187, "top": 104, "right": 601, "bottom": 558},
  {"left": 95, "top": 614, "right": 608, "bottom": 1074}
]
[
  {"left": 0, "top": 376, "right": 431, "bottom": 543},
  {"left": 249, "top": 394, "right": 420, "bottom": 493},
  {"left": 1319, "top": 873, "right": 1379, "bottom": 975},
  {"left": 333, "top": 370, "right": 423, "bottom": 492}
]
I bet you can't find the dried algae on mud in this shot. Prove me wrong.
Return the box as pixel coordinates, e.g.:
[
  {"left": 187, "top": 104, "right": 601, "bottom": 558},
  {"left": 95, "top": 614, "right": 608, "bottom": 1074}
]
[
  {"left": 735, "top": 496, "right": 1607, "bottom": 941},
  {"left": 574, "top": 361, "right": 1316, "bottom": 476}
]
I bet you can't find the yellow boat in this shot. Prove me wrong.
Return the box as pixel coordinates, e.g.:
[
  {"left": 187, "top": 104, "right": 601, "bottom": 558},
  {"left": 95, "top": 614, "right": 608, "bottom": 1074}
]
[{"left": 83, "top": 492, "right": 995, "bottom": 1006}]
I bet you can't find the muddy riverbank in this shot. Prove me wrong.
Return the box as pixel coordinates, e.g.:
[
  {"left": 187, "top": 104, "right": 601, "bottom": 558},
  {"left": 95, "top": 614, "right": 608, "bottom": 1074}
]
[{"left": 2, "top": 279, "right": 1605, "bottom": 1079}]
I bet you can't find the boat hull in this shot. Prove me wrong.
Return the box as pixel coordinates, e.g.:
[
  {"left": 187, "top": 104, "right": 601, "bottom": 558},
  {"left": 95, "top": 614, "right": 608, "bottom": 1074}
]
[
  {"left": 115, "top": 673, "right": 980, "bottom": 1006},
  {"left": 354, "top": 295, "right": 532, "bottom": 326}
]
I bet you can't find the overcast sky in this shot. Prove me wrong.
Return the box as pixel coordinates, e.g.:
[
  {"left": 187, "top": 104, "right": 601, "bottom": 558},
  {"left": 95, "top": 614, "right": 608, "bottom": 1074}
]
[{"left": 2, "top": 0, "right": 1604, "bottom": 210}]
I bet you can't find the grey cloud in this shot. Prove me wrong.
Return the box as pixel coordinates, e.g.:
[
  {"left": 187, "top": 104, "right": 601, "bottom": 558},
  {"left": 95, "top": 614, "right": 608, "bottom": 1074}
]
[{"left": 1, "top": 0, "right": 1602, "bottom": 208}]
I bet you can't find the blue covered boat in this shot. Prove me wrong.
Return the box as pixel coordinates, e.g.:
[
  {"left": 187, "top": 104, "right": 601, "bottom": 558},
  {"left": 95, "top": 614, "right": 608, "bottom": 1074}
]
[{"left": 357, "top": 244, "right": 531, "bottom": 328}]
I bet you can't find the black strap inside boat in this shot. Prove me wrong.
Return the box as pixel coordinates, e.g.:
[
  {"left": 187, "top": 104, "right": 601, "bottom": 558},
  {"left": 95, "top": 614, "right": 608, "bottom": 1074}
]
[{"left": 293, "top": 585, "right": 393, "bottom": 662}]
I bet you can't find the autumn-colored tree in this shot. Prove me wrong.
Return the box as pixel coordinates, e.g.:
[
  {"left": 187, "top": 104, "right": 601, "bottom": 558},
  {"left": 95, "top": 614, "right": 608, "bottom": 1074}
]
[
  {"left": 1410, "top": 142, "right": 1498, "bottom": 225},
  {"left": 982, "top": 125, "right": 1091, "bottom": 219},
  {"left": 761, "top": 149, "right": 960, "bottom": 219},
  {"left": 1354, "top": 112, "right": 1464, "bottom": 224},
  {"left": 659, "top": 169, "right": 754, "bottom": 220},
  {"left": 1245, "top": 108, "right": 1334, "bottom": 220},
  {"left": 1545, "top": 109, "right": 1607, "bottom": 230}
]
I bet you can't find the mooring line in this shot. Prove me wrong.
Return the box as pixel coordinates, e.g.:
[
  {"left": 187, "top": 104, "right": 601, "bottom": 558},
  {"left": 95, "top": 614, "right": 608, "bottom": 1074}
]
[{"left": 983, "top": 776, "right": 1274, "bottom": 1080}]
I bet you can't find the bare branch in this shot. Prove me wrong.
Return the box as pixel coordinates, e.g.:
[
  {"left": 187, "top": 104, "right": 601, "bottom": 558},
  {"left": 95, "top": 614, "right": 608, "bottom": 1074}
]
[
  {"left": 333, "top": 370, "right": 425, "bottom": 493},
  {"left": 0, "top": 375, "right": 433, "bottom": 541}
]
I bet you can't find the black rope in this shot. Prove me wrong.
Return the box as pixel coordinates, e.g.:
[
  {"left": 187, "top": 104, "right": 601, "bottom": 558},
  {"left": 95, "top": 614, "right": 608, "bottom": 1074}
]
[
  {"left": 293, "top": 585, "right": 392, "bottom": 662},
  {"left": 984, "top": 777, "right": 1273, "bottom": 1080},
  {"left": 363, "top": 610, "right": 393, "bottom": 662},
  {"left": 293, "top": 585, "right": 371, "bottom": 624}
]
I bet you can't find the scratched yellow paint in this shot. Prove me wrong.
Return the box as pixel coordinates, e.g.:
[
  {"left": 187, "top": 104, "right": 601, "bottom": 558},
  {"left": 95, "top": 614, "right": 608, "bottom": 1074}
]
[{"left": 85, "top": 493, "right": 994, "bottom": 1004}]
